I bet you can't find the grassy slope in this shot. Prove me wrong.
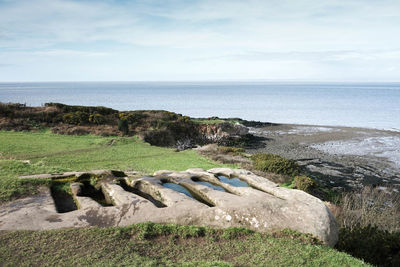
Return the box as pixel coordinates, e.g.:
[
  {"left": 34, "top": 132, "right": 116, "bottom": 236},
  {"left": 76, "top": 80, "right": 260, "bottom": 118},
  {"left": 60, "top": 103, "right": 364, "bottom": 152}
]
[
  {"left": 0, "top": 223, "right": 369, "bottom": 267},
  {"left": 0, "top": 130, "right": 233, "bottom": 203}
]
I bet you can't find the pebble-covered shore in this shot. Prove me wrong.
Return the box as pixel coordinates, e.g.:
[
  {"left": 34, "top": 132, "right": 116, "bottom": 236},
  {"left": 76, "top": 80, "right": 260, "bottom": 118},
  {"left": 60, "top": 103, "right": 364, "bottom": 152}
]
[{"left": 247, "top": 124, "right": 400, "bottom": 191}]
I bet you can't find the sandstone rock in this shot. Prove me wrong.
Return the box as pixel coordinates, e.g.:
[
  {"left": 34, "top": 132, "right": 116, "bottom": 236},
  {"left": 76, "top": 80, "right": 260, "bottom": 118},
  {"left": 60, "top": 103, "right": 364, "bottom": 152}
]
[
  {"left": 194, "top": 143, "right": 218, "bottom": 152},
  {"left": 197, "top": 123, "right": 249, "bottom": 143},
  {"left": 2, "top": 168, "right": 338, "bottom": 247},
  {"left": 219, "top": 122, "right": 249, "bottom": 137}
]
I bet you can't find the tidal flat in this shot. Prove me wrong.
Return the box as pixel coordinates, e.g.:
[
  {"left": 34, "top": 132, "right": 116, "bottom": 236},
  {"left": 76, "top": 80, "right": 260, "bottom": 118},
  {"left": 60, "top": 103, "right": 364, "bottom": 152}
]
[{"left": 248, "top": 124, "right": 400, "bottom": 191}]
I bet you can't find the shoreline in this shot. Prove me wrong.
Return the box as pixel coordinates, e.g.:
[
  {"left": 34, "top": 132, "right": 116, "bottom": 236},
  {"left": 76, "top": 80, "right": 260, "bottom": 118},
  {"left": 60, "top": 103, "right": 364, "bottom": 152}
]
[
  {"left": 246, "top": 123, "right": 400, "bottom": 191},
  {"left": 242, "top": 119, "right": 400, "bottom": 133}
]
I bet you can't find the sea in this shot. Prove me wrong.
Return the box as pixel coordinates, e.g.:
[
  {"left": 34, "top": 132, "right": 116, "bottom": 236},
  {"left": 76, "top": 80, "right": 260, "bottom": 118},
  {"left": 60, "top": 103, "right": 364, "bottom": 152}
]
[{"left": 0, "top": 81, "right": 399, "bottom": 131}]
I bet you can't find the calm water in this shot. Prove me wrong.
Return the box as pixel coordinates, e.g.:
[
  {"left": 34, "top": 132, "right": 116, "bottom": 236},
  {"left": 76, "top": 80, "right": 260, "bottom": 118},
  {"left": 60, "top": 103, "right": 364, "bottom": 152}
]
[
  {"left": 162, "top": 183, "right": 194, "bottom": 199},
  {"left": 1, "top": 81, "right": 399, "bottom": 130},
  {"left": 218, "top": 176, "right": 249, "bottom": 187},
  {"left": 195, "top": 181, "right": 226, "bottom": 192}
]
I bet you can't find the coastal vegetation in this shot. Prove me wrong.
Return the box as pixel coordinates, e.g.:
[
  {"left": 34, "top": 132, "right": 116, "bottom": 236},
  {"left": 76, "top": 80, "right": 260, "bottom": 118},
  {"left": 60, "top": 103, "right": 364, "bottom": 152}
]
[
  {"left": 333, "top": 186, "right": 400, "bottom": 266},
  {"left": 251, "top": 153, "right": 300, "bottom": 177},
  {"left": 0, "top": 102, "right": 270, "bottom": 149},
  {"left": 293, "top": 175, "right": 317, "bottom": 192},
  {"left": 0, "top": 102, "right": 201, "bottom": 146},
  {"left": 217, "top": 146, "right": 246, "bottom": 155}
]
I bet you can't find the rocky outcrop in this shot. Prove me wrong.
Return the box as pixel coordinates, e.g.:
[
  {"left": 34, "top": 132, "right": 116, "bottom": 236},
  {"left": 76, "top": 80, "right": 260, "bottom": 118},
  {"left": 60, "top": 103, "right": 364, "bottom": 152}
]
[
  {"left": 2, "top": 168, "right": 338, "bottom": 246},
  {"left": 198, "top": 123, "right": 249, "bottom": 142},
  {"left": 154, "top": 168, "right": 338, "bottom": 246}
]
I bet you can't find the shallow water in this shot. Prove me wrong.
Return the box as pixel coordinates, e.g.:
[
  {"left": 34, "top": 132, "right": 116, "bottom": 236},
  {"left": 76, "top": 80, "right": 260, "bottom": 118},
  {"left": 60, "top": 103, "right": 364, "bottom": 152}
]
[
  {"left": 218, "top": 176, "right": 249, "bottom": 187},
  {"left": 162, "top": 183, "right": 194, "bottom": 198},
  {"left": 194, "top": 181, "right": 226, "bottom": 192},
  {"left": 311, "top": 136, "right": 400, "bottom": 167},
  {"left": 1, "top": 81, "right": 399, "bottom": 130}
]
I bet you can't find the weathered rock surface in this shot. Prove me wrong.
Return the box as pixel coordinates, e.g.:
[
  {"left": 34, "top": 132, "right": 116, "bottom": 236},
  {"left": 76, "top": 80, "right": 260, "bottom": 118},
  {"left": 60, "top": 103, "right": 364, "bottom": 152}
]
[
  {"left": 1, "top": 168, "right": 338, "bottom": 246},
  {"left": 198, "top": 123, "right": 249, "bottom": 142}
]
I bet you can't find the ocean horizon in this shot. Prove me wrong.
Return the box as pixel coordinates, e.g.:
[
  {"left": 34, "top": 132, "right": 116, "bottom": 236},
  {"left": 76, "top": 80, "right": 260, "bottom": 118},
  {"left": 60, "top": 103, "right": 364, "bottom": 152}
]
[{"left": 1, "top": 81, "right": 399, "bottom": 131}]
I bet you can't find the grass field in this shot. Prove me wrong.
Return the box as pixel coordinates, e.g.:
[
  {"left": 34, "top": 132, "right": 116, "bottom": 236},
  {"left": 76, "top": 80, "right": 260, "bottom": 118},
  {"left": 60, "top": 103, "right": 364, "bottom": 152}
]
[
  {"left": 0, "top": 130, "right": 233, "bottom": 203},
  {"left": 0, "top": 223, "right": 369, "bottom": 267}
]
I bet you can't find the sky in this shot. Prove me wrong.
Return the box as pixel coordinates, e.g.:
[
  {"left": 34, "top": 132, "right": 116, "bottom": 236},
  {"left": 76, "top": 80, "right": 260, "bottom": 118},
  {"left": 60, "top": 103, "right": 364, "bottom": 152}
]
[{"left": 0, "top": 0, "right": 399, "bottom": 82}]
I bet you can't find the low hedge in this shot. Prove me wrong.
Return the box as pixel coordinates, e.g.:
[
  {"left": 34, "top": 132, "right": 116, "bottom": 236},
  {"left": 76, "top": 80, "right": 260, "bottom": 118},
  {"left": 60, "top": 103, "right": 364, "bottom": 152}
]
[{"left": 251, "top": 153, "right": 299, "bottom": 177}]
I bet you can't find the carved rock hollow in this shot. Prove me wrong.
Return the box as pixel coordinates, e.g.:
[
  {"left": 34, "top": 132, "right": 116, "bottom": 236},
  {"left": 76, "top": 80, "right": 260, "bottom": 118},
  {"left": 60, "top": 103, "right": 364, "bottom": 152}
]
[{"left": 1, "top": 168, "right": 338, "bottom": 246}]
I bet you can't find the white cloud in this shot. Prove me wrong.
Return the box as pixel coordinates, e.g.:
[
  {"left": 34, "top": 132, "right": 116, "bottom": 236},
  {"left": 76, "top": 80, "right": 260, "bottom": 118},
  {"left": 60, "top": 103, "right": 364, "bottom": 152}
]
[
  {"left": 0, "top": 0, "right": 399, "bottom": 81},
  {"left": 32, "top": 49, "right": 110, "bottom": 57}
]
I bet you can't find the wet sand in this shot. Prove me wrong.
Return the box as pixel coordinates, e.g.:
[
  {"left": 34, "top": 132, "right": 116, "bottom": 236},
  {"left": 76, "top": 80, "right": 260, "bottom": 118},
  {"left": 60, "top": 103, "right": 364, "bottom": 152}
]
[{"left": 247, "top": 124, "right": 400, "bottom": 191}]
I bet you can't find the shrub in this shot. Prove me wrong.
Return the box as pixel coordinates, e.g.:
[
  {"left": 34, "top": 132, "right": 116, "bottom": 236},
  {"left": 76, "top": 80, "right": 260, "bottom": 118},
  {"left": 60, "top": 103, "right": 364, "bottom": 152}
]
[
  {"left": 333, "top": 186, "right": 400, "bottom": 266},
  {"left": 334, "top": 186, "right": 400, "bottom": 232},
  {"left": 165, "top": 120, "right": 197, "bottom": 138},
  {"left": 336, "top": 225, "right": 400, "bottom": 266},
  {"left": 62, "top": 111, "right": 89, "bottom": 125},
  {"left": 251, "top": 153, "right": 299, "bottom": 177},
  {"left": 142, "top": 129, "right": 175, "bottom": 146},
  {"left": 217, "top": 146, "right": 245, "bottom": 154},
  {"left": 0, "top": 103, "right": 18, "bottom": 117},
  {"left": 89, "top": 113, "right": 105, "bottom": 125},
  {"left": 74, "top": 111, "right": 89, "bottom": 124},
  {"left": 122, "top": 112, "right": 148, "bottom": 126},
  {"left": 118, "top": 119, "right": 129, "bottom": 135},
  {"left": 62, "top": 113, "right": 80, "bottom": 125},
  {"left": 45, "top": 103, "right": 118, "bottom": 116},
  {"left": 294, "top": 175, "right": 316, "bottom": 192}
]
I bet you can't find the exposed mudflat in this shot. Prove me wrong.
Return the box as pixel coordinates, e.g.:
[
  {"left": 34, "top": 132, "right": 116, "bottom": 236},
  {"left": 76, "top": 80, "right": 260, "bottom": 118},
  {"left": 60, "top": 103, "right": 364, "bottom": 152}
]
[{"left": 247, "top": 124, "right": 400, "bottom": 191}]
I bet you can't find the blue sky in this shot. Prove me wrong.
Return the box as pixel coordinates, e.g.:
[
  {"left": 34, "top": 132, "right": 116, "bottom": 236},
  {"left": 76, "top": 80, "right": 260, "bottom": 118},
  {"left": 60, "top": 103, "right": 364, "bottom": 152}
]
[{"left": 0, "top": 0, "right": 399, "bottom": 81}]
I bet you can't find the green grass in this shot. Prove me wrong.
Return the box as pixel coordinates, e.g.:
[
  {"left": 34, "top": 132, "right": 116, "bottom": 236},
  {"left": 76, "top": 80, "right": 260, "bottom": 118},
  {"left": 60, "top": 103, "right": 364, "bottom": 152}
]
[
  {"left": 191, "top": 118, "right": 239, "bottom": 125},
  {"left": 0, "top": 223, "right": 369, "bottom": 267},
  {"left": 0, "top": 130, "right": 234, "bottom": 203},
  {"left": 192, "top": 118, "right": 227, "bottom": 124}
]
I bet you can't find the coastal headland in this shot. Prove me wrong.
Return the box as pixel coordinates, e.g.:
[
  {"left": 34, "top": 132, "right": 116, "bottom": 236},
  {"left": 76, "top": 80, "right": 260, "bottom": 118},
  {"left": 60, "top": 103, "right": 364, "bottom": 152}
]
[{"left": 1, "top": 102, "right": 399, "bottom": 266}]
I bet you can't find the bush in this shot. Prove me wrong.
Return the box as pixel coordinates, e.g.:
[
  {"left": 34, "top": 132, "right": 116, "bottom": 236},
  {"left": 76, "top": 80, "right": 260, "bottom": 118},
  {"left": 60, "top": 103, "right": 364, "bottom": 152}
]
[
  {"left": 88, "top": 113, "right": 105, "bottom": 125},
  {"left": 45, "top": 103, "right": 118, "bottom": 116},
  {"left": 118, "top": 119, "right": 129, "bottom": 135},
  {"left": 294, "top": 175, "right": 316, "bottom": 192},
  {"left": 334, "top": 186, "right": 400, "bottom": 232},
  {"left": 336, "top": 225, "right": 400, "bottom": 266},
  {"left": 62, "top": 111, "right": 89, "bottom": 125},
  {"left": 251, "top": 153, "right": 299, "bottom": 177},
  {"left": 217, "top": 146, "right": 245, "bottom": 154},
  {"left": 142, "top": 129, "right": 175, "bottom": 146},
  {"left": 121, "top": 111, "right": 148, "bottom": 126},
  {"left": 0, "top": 103, "right": 21, "bottom": 117},
  {"left": 333, "top": 186, "right": 400, "bottom": 266},
  {"left": 62, "top": 113, "right": 79, "bottom": 125}
]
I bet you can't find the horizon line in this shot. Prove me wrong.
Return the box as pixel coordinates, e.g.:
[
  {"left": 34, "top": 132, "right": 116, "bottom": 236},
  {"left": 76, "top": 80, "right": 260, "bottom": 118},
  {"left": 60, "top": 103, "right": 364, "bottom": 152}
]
[{"left": 1, "top": 79, "right": 400, "bottom": 83}]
